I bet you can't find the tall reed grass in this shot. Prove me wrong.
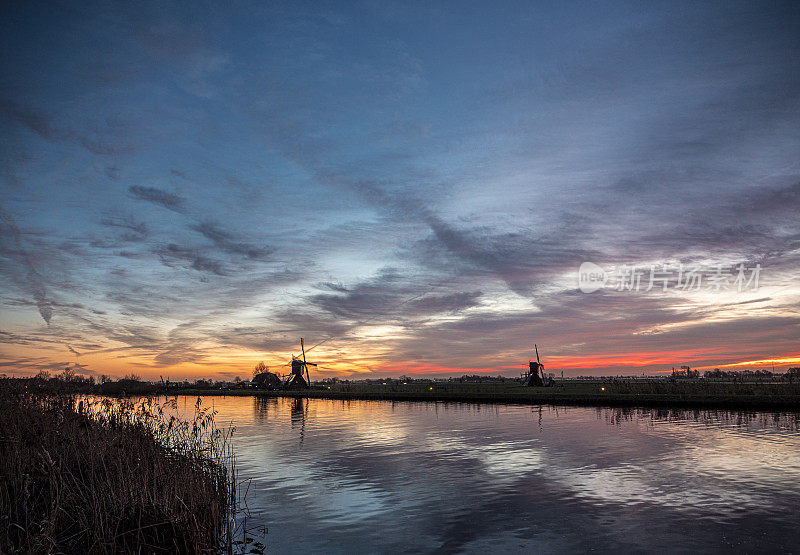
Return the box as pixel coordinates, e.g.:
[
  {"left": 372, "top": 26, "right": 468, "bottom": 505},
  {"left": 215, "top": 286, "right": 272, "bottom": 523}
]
[{"left": 0, "top": 390, "right": 237, "bottom": 553}]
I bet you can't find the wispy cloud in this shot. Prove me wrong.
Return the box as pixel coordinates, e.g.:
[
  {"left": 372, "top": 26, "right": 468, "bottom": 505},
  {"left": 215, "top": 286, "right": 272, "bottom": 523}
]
[
  {"left": 0, "top": 204, "right": 53, "bottom": 324},
  {"left": 128, "top": 186, "right": 187, "bottom": 213},
  {"left": 154, "top": 244, "right": 228, "bottom": 276},
  {"left": 189, "top": 221, "right": 273, "bottom": 260},
  {"left": 100, "top": 215, "right": 149, "bottom": 242}
]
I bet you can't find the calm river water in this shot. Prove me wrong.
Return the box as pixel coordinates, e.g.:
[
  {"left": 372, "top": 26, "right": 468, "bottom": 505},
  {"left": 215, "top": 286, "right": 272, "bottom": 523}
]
[{"left": 182, "top": 396, "right": 800, "bottom": 553}]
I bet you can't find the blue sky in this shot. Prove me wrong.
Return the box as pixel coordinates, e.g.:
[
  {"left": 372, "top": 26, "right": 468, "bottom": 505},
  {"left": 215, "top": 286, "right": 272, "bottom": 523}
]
[{"left": 1, "top": 1, "right": 799, "bottom": 379}]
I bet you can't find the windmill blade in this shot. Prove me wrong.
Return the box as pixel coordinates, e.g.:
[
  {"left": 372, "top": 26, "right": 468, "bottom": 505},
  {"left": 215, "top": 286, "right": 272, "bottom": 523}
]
[
  {"left": 300, "top": 337, "right": 311, "bottom": 385},
  {"left": 535, "top": 344, "right": 541, "bottom": 364}
]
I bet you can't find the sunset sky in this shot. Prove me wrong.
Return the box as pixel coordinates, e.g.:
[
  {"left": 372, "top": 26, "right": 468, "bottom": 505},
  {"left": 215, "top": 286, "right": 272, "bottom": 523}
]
[{"left": 1, "top": 1, "right": 799, "bottom": 381}]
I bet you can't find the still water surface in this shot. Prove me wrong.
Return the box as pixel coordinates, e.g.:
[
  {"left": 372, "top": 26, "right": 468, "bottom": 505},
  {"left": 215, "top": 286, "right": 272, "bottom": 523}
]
[{"left": 182, "top": 396, "right": 800, "bottom": 553}]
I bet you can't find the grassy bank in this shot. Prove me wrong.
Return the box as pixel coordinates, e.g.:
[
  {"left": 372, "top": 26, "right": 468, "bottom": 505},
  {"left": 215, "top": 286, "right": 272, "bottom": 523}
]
[
  {"left": 0, "top": 391, "right": 236, "bottom": 553},
  {"left": 178, "top": 380, "right": 800, "bottom": 410},
  {"left": 8, "top": 375, "right": 800, "bottom": 410}
]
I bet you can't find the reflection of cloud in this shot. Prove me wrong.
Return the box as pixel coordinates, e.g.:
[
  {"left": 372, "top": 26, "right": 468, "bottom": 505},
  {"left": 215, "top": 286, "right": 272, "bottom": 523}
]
[
  {"left": 210, "top": 399, "right": 800, "bottom": 552},
  {"left": 545, "top": 420, "right": 800, "bottom": 513}
]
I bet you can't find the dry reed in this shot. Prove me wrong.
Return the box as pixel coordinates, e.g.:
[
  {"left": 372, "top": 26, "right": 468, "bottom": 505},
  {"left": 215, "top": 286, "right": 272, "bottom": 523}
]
[{"left": 0, "top": 390, "right": 236, "bottom": 554}]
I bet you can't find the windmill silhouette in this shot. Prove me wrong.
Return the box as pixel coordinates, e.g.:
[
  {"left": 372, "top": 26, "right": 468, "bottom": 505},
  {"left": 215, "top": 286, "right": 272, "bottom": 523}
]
[
  {"left": 283, "top": 338, "right": 317, "bottom": 389},
  {"left": 522, "top": 344, "right": 549, "bottom": 386}
]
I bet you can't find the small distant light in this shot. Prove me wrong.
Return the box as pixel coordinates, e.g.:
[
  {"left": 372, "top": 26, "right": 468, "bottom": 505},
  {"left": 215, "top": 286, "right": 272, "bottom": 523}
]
[
  {"left": 429, "top": 386, "right": 433, "bottom": 390},
  {"left": 601, "top": 387, "right": 605, "bottom": 391}
]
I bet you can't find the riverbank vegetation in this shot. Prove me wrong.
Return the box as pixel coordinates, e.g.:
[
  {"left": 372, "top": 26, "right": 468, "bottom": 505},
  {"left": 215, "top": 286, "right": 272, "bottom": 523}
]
[{"left": 0, "top": 389, "right": 236, "bottom": 553}]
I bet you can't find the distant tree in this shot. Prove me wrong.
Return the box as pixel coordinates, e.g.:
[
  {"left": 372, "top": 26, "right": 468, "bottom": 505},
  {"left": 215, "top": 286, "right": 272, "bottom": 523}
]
[
  {"left": 100, "top": 374, "right": 112, "bottom": 384},
  {"left": 253, "top": 361, "right": 268, "bottom": 376},
  {"left": 59, "top": 367, "right": 76, "bottom": 382},
  {"left": 35, "top": 370, "right": 51, "bottom": 381},
  {"left": 122, "top": 373, "right": 141, "bottom": 382}
]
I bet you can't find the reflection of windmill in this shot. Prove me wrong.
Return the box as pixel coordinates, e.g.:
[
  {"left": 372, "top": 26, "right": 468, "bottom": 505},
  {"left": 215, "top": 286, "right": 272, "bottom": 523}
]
[
  {"left": 283, "top": 338, "right": 317, "bottom": 389},
  {"left": 290, "top": 397, "right": 308, "bottom": 445}
]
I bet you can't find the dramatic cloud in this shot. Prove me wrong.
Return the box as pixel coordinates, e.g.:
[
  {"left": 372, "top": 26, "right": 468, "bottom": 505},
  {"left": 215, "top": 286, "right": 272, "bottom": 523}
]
[{"left": 1, "top": 1, "right": 798, "bottom": 378}]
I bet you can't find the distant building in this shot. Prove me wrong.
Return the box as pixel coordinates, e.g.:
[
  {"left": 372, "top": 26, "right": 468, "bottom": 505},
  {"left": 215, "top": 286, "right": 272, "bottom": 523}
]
[{"left": 252, "top": 371, "right": 281, "bottom": 389}]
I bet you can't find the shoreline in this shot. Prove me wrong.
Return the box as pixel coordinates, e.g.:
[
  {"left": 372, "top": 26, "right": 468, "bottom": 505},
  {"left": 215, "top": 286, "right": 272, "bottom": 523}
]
[
  {"left": 10, "top": 376, "right": 800, "bottom": 411},
  {"left": 172, "top": 388, "right": 800, "bottom": 411}
]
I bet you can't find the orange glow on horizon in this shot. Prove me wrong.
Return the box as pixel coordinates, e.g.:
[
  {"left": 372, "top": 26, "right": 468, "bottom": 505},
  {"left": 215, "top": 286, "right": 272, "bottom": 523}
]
[
  {"left": 541, "top": 348, "right": 720, "bottom": 370},
  {"left": 3, "top": 339, "right": 799, "bottom": 380},
  {"left": 692, "top": 355, "right": 800, "bottom": 370}
]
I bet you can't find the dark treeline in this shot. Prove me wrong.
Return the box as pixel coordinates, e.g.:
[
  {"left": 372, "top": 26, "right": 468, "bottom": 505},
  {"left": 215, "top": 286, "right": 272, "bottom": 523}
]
[
  {"left": 703, "top": 367, "right": 800, "bottom": 380},
  {"left": 3, "top": 366, "right": 799, "bottom": 398},
  {"left": 319, "top": 374, "right": 520, "bottom": 385},
  {"left": 571, "top": 367, "right": 800, "bottom": 381},
  {"left": 1, "top": 368, "right": 245, "bottom": 395}
]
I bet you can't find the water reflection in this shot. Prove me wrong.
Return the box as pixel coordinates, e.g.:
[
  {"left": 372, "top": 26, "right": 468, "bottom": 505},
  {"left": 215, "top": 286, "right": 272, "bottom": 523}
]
[
  {"left": 600, "top": 406, "right": 800, "bottom": 431},
  {"left": 198, "top": 397, "right": 800, "bottom": 553}
]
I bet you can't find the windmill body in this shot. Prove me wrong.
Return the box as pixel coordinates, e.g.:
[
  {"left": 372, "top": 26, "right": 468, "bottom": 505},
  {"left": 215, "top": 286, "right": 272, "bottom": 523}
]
[
  {"left": 283, "top": 338, "right": 317, "bottom": 389},
  {"left": 522, "top": 344, "right": 550, "bottom": 387}
]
